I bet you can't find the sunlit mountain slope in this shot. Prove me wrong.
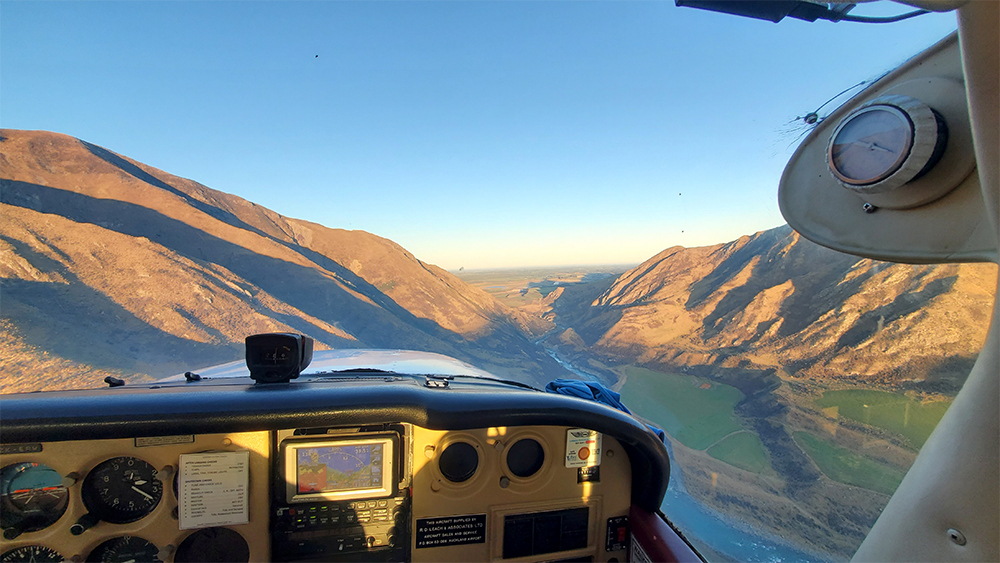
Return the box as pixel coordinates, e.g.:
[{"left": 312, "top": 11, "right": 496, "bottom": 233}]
[
  {"left": 552, "top": 225, "right": 996, "bottom": 390},
  {"left": 539, "top": 226, "right": 996, "bottom": 558},
  {"left": 0, "top": 129, "right": 562, "bottom": 391}
]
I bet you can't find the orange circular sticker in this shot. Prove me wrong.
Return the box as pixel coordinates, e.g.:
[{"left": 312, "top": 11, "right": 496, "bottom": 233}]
[{"left": 578, "top": 447, "right": 590, "bottom": 460}]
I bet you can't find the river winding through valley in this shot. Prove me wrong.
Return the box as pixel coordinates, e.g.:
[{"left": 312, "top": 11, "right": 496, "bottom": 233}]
[{"left": 544, "top": 347, "right": 830, "bottom": 562}]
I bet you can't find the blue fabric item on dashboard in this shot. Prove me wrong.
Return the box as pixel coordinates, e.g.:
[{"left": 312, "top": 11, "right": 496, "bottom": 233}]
[{"left": 544, "top": 378, "right": 666, "bottom": 443}]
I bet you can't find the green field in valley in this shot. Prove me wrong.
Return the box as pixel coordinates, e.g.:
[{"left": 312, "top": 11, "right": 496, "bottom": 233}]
[
  {"left": 793, "top": 432, "right": 906, "bottom": 495},
  {"left": 620, "top": 366, "right": 743, "bottom": 449},
  {"left": 454, "top": 266, "right": 627, "bottom": 309},
  {"left": 620, "top": 366, "right": 770, "bottom": 473},
  {"left": 815, "top": 389, "right": 951, "bottom": 449},
  {"left": 706, "top": 432, "right": 771, "bottom": 474}
]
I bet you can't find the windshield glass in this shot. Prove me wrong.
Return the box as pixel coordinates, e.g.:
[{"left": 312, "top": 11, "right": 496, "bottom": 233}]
[{"left": 1, "top": 1, "right": 995, "bottom": 561}]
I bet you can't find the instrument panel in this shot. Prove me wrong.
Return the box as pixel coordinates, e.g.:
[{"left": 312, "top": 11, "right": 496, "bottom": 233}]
[
  {"left": 0, "top": 432, "right": 270, "bottom": 562},
  {"left": 0, "top": 424, "right": 631, "bottom": 562}
]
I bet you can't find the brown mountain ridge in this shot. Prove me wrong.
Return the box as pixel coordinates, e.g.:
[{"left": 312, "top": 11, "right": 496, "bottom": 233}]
[
  {"left": 0, "top": 129, "right": 562, "bottom": 392},
  {"left": 549, "top": 226, "right": 996, "bottom": 391},
  {"left": 2, "top": 129, "right": 995, "bottom": 399}
]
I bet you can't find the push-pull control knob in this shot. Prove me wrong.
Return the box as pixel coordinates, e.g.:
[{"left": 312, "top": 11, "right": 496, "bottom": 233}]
[{"left": 70, "top": 512, "right": 100, "bottom": 535}]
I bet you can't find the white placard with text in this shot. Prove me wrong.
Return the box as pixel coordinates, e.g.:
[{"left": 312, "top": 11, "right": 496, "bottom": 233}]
[
  {"left": 178, "top": 450, "right": 250, "bottom": 530},
  {"left": 565, "top": 428, "right": 602, "bottom": 468}
]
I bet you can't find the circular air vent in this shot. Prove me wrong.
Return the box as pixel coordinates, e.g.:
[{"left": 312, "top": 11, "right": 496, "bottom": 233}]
[
  {"left": 438, "top": 442, "right": 479, "bottom": 482},
  {"left": 506, "top": 438, "right": 545, "bottom": 478}
]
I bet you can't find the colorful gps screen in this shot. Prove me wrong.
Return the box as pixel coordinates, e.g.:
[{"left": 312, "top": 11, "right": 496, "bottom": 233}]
[{"left": 296, "top": 443, "right": 385, "bottom": 494}]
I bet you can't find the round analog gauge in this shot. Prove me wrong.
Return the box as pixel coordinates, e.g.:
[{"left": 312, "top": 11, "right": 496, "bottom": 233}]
[
  {"left": 86, "top": 536, "right": 161, "bottom": 563},
  {"left": 0, "top": 462, "right": 70, "bottom": 538},
  {"left": 506, "top": 438, "right": 545, "bottom": 478},
  {"left": 438, "top": 442, "right": 479, "bottom": 483},
  {"left": 828, "top": 104, "right": 913, "bottom": 186},
  {"left": 0, "top": 546, "right": 64, "bottom": 563},
  {"left": 174, "top": 527, "right": 249, "bottom": 563},
  {"left": 81, "top": 457, "right": 162, "bottom": 524}
]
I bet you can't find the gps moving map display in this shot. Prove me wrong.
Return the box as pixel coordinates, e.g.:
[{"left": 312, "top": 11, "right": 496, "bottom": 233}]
[
  {"left": 298, "top": 444, "right": 382, "bottom": 493},
  {"left": 284, "top": 437, "right": 394, "bottom": 503}
]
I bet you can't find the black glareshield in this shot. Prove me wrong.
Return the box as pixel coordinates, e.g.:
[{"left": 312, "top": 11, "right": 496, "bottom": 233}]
[{"left": 245, "top": 333, "right": 314, "bottom": 383}]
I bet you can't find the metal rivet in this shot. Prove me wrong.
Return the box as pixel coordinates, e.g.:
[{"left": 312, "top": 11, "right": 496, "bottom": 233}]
[
  {"left": 948, "top": 528, "right": 966, "bottom": 546},
  {"left": 158, "top": 546, "right": 176, "bottom": 561},
  {"left": 863, "top": 203, "right": 877, "bottom": 214},
  {"left": 61, "top": 472, "right": 80, "bottom": 487},
  {"left": 499, "top": 476, "right": 510, "bottom": 489}
]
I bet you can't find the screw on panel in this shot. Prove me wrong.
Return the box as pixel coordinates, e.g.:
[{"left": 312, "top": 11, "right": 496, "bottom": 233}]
[
  {"left": 863, "top": 203, "right": 878, "bottom": 213},
  {"left": 948, "top": 528, "right": 967, "bottom": 546}
]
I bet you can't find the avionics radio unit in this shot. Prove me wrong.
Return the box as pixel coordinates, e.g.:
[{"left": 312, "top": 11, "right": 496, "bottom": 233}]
[{"left": 273, "top": 432, "right": 409, "bottom": 562}]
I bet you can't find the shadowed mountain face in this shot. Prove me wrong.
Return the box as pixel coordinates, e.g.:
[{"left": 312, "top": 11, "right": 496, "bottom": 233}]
[
  {"left": 0, "top": 129, "right": 563, "bottom": 392},
  {"left": 553, "top": 225, "right": 996, "bottom": 390}
]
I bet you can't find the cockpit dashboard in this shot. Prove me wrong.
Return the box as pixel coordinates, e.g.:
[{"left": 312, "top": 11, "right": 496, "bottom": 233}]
[{"left": 0, "top": 363, "right": 671, "bottom": 562}]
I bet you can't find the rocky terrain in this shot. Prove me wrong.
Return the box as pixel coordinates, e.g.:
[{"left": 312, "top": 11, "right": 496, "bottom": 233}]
[
  {"left": 2, "top": 128, "right": 997, "bottom": 559},
  {"left": 539, "top": 227, "right": 995, "bottom": 558},
  {"left": 0, "top": 129, "right": 564, "bottom": 392},
  {"left": 547, "top": 226, "right": 996, "bottom": 391}
]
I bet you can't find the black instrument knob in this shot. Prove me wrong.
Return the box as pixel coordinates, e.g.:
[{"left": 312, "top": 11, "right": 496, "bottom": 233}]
[{"left": 70, "top": 512, "right": 100, "bottom": 535}]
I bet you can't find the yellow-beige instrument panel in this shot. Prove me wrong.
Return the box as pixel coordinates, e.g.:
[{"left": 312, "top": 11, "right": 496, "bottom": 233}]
[{"left": 0, "top": 425, "right": 630, "bottom": 563}]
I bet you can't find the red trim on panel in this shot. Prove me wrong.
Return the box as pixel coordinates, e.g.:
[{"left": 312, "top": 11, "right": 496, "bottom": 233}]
[{"left": 629, "top": 504, "right": 704, "bottom": 563}]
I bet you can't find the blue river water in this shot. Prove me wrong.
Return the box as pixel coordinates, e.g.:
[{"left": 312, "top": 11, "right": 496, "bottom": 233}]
[
  {"left": 659, "top": 439, "right": 833, "bottom": 563},
  {"left": 544, "top": 348, "right": 831, "bottom": 562}
]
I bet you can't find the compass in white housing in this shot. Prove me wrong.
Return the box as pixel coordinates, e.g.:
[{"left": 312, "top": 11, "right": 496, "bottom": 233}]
[{"left": 827, "top": 94, "right": 948, "bottom": 196}]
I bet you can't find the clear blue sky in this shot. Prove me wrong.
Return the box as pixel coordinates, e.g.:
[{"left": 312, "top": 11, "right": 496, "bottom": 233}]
[{"left": 1, "top": 1, "right": 958, "bottom": 269}]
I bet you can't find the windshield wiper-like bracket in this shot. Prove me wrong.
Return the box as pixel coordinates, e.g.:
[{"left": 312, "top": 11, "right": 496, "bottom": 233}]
[{"left": 424, "top": 375, "right": 452, "bottom": 389}]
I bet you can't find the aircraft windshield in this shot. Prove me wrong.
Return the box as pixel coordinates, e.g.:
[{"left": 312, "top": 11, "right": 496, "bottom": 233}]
[{"left": 1, "top": 1, "right": 994, "bottom": 561}]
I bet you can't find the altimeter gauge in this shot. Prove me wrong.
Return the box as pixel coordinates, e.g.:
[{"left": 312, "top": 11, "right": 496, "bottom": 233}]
[
  {"left": 72, "top": 457, "right": 162, "bottom": 534},
  {"left": 827, "top": 94, "right": 947, "bottom": 195},
  {"left": 0, "top": 462, "right": 70, "bottom": 539}
]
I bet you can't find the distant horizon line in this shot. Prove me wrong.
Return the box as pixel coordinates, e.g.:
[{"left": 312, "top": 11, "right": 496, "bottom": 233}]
[{"left": 449, "top": 262, "right": 640, "bottom": 273}]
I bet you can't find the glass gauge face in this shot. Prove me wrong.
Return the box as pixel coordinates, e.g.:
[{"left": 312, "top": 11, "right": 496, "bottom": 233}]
[
  {"left": 0, "top": 463, "right": 70, "bottom": 535},
  {"left": 174, "top": 527, "right": 249, "bottom": 563},
  {"left": 829, "top": 105, "right": 913, "bottom": 185},
  {"left": 87, "top": 536, "right": 161, "bottom": 563},
  {"left": 82, "top": 457, "right": 162, "bottom": 524},
  {"left": 0, "top": 546, "right": 64, "bottom": 563}
]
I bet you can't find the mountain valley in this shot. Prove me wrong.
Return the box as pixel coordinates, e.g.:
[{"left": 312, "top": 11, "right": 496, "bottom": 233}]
[
  {"left": 0, "top": 129, "right": 562, "bottom": 391},
  {"left": 2, "top": 128, "right": 997, "bottom": 559}
]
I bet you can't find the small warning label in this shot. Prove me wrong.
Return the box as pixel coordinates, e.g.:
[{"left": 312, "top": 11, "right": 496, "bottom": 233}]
[
  {"left": 565, "top": 428, "right": 602, "bottom": 468},
  {"left": 415, "top": 514, "right": 487, "bottom": 548},
  {"left": 578, "top": 465, "right": 601, "bottom": 483}
]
